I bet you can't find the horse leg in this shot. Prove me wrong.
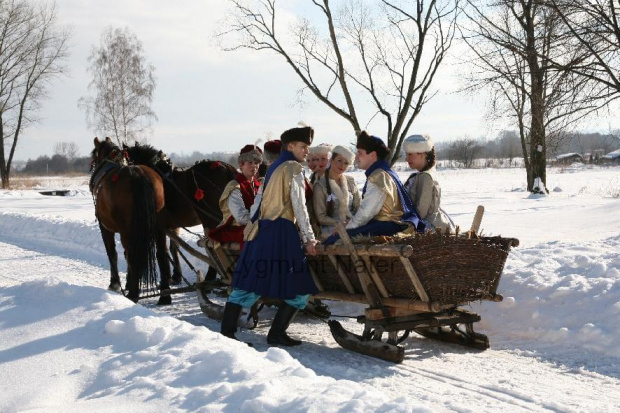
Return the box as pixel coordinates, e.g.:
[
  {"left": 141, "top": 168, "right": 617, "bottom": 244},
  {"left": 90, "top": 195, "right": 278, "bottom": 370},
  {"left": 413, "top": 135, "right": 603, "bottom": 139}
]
[
  {"left": 121, "top": 235, "right": 140, "bottom": 303},
  {"left": 99, "top": 224, "right": 122, "bottom": 293},
  {"left": 169, "top": 229, "right": 183, "bottom": 285},
  {"left": 156, "top": 226, "right": 172, "bottom": 305}
]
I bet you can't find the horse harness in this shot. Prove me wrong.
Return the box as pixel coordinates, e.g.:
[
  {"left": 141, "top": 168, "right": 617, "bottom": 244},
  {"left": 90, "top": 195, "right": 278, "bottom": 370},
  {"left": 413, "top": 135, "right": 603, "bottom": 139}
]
[{"left": 89, "top": 150, "right": 129, "bottom": 215}]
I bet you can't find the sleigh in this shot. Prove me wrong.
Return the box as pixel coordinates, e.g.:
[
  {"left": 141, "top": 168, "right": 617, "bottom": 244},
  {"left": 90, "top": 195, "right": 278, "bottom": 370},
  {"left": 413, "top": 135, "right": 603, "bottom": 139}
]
[{"left": 180, "top": 206, "right": 518, "bottom": 363}]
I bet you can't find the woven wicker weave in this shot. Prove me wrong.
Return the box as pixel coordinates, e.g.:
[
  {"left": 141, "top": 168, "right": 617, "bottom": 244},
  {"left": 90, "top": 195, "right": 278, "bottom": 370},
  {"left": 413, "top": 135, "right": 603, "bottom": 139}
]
[
  {"left": 310, "top": 233, "right": 512, "bottom": 304},
  {"left": 218, "top": 232, "right": 514, "bottom": 305}
]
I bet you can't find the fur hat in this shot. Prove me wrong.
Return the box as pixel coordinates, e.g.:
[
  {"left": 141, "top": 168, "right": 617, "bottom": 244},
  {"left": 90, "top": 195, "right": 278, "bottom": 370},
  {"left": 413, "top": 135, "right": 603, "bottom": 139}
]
[
  {"left": 331, "top": 145, "right": 355, "bottom": 164},
  {"left": 308, "top": 143, "right": 333, "bottom": 156},
  {"left": 263, "top": 139, "right": 281, "bottom": 163},
  {"left": 403, "top": 134, "right": 434, "bottom": 153},
  {"left": 356, "top": 131, "right": 389, "bottom": 159},
  {"left": 280, "top": 126, "right": 314, "bottom": 146},
  {"left": 238, "top": 144, "right": 263, "bottom": 164}
]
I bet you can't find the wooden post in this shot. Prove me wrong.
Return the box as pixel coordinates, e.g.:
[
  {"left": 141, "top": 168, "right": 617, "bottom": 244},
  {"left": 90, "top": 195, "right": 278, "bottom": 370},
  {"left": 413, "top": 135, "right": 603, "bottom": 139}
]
[
  {"left": 360, "top": 256, "right": 389, "bottom": 298},
  {"left": 335, "top": 223, "right": 386, "bottom": 311},
  {"left": 327, "top": 255, "right": 356, "bottom": 294},
  {"left": 470, "top": 205, "right": 484, "bottom": 234},
  {"left": 308, "top": 264, "right": 324, "bottom": 292},
  {"left": 399, "top": 257, "right": 430, "bottom": 302},
  {"left": 167, "top": 230, "right": 213, "bottom": 265}
]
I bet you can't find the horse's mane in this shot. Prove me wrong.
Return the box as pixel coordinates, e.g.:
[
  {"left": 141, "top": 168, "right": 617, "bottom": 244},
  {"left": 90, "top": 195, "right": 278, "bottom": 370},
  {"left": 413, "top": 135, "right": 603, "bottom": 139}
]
[
  {"left": 125, "top": 142, "right": 176, "bottom": 171},
  {"left": 189, "top": 159, "right": 237, "bottom": 181},
  {"left": 126, "top": 143, "right": 159, "bottom": 162}
]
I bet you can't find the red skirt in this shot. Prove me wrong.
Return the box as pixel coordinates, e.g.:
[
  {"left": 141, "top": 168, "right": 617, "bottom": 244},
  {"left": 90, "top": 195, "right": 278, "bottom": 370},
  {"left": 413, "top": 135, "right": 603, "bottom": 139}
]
[{"left": 208, "top": 220, "right": 245, "bottom": 245}]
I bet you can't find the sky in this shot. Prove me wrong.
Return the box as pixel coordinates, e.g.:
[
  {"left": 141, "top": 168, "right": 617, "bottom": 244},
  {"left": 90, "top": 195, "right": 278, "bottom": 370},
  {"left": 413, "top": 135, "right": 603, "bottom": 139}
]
[
  {"left": 15, "top": 0, "right": 620, "bottom": 161},
  {"left": 1, "top": 166, "right": 619, "bottom": 411}
]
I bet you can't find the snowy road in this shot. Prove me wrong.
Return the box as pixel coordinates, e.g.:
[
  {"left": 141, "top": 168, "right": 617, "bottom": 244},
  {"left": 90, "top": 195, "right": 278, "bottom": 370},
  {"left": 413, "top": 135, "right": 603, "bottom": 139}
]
[
  {"left": 1, "top": 168, "right": 619, "bottom": 411},
  {"left": 2, "top": 235, "right": 618, "bottom": 412}
]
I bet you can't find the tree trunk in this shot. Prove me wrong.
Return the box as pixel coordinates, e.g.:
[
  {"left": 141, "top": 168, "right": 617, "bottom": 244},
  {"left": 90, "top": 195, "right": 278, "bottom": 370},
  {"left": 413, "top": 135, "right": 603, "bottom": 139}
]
[
  {"left": 524, "top": 3, "right": 548, "bottom": 194},
  {"left": 0, "top": 121, "right": 9, "bottom": 189}
]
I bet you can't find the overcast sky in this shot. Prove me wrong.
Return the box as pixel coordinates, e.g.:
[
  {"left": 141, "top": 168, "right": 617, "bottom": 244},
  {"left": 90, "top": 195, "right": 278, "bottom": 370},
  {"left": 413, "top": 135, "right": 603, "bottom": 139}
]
[{"left": 16, "top": 0, "right": 619, "bottom": 161}]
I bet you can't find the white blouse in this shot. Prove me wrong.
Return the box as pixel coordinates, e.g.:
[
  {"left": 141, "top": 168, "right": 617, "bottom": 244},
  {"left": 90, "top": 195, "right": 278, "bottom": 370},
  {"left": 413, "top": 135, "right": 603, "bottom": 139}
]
[
  {"left": 346, "top": 182, "right": 387, "bottom": 229},
  {"left": 248, "top": 172, "right": 316, "bottom": 243}
]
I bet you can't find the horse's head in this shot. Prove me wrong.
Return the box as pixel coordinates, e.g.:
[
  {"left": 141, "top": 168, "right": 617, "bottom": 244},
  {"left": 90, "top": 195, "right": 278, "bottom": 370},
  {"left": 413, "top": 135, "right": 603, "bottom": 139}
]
[
  {"left": 124, "top": 142, "right": 173, "bottom": 175},
  {"left": 90, "top": 137, "right": 129, "bottom": 172},
  {"left": 189, "top": 160, "right": 237, "bottom": 228}
]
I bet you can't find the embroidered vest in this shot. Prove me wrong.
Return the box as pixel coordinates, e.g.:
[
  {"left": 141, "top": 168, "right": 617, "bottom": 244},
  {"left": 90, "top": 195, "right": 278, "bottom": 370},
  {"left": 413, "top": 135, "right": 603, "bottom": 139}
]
[{"left": 367, "top": 168, "right": 403, "bottom": 222}]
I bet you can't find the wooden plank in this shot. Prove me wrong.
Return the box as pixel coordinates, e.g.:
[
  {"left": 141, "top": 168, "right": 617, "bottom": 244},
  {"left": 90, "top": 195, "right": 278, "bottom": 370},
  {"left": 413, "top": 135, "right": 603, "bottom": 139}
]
[
  {"left": 361, "top": 256, "right": 389, "bottom": 298},
  {"left": 312, "top": 291, "right": 446, "bottom": 313},
  {"left": 315, "top": 244, "right": 413, "bottom": 257},
  {"left": 399, "top": 256, "right": 430, "bottom": 302},
  {"left": 327, "top": 255, "right": 355, "bottom": 294},
  {"left": 335, "top": 223, "right": 385, "bottom": 310},
  {"left": 308, "top": 263, "right": 324, "bottom": 292},
  {"left": 167, "top": 230, "right": 213, "bottom": 264},
  {"left": 212, "top": 244, "right": 235, "bottom": 284}
]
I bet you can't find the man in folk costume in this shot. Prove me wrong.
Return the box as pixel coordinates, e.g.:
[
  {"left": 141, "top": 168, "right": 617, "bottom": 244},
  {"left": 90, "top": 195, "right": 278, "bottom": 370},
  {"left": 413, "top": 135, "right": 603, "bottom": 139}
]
[
  {"left": 220, "top": 126, "right": 318, "bottom": 346},
  {"left": 323, "top": 131, "right": 426, "bottom": 245},
  {"left": 208, "top": 144, "right": 263, "bottom": 245},
  {"left": 258, "top": 139, "right": 281, "bottom": 179}
]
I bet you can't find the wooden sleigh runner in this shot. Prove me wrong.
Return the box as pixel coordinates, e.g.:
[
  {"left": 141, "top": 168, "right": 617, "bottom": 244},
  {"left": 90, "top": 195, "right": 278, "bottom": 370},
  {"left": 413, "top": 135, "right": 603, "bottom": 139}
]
[{"left": 187, "top": 206, "right": 519, "bottom": 363}]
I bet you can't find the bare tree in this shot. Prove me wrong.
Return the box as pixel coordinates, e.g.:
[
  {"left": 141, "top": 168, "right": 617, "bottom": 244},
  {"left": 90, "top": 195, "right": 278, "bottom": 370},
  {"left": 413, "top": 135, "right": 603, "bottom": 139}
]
[
  {"left": 497, "top": 130, "right": 521, "bottom": 166},
  {"left": 53, "top": 141, "right": 79, "bottom": 160},
  {"left": 447, "top": 137, "right": 483, "bottom": 168},
  {"left": 544, "top": 0, "right": 620, "bottom": 105},
  {"left": 0, "top": 0, "right": 70, "bottom": 189},
  {"left": 459, "top": 0, "right": 602, "bottom": 193},
  {"left": 219, "top": 0, "right": 459, "bottom": 164},
  {"left": 79, "top": 26, "right": 157, "bottom": 146}
]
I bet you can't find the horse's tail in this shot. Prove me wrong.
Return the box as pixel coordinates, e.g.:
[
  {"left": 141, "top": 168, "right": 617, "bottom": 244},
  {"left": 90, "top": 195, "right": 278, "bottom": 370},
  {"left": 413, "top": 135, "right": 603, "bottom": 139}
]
[{"left": 127, "top": 166, "right": 159, "bottom": 294}]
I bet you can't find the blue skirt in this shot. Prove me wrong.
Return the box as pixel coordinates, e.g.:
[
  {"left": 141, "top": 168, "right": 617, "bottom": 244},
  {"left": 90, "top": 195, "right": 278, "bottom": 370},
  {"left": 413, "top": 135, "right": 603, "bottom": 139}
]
[
  {"left": 323, "top": 219, "right": 406, "bottom": 245},
  {"left": 232, "top": 218, "right": 318, "bottom": 299}
]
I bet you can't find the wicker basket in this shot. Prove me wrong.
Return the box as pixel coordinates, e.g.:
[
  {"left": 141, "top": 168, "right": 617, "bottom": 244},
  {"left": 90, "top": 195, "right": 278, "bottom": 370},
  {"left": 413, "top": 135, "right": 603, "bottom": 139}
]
[
  {"left": 215, "top": 232, "right": 515, "bottom": 306},
  {"left": 309, "top": 233, "right": 513, "bottom": 305}
]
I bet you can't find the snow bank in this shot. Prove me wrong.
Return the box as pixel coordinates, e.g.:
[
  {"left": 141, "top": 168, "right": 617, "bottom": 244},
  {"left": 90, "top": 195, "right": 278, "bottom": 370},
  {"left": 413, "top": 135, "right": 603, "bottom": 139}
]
[
  {"left": 474, "top": 235, "right": 620, "bottom": 373},
  {"left": 0, "top": 278, "right": 426, "bottom": 412}
]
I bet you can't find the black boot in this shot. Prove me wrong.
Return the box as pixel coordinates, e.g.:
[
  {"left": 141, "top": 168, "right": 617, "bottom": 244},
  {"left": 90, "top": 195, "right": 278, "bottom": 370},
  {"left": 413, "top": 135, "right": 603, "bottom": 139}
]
[
  {"left": 220, "top": 302, "right": 243, "bottom": 340},
  {"left": 267, "top": 303, "right": 302, "bottom": 346}
]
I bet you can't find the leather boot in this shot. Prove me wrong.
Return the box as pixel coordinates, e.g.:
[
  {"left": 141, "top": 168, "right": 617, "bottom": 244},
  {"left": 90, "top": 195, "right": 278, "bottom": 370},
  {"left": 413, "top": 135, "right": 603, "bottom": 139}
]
[
  {"left": 220, "top": 302, "right": 243, "bottom": 340},
  {"left": 267, "top": 303, "right": 302, "bottom": 346}
]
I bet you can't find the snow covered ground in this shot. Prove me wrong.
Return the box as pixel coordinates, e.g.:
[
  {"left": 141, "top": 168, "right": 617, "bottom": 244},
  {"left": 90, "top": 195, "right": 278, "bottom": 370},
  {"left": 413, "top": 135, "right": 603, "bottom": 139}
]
[{"left": 1, "top": 165, "right": 619, "bottom": 412}]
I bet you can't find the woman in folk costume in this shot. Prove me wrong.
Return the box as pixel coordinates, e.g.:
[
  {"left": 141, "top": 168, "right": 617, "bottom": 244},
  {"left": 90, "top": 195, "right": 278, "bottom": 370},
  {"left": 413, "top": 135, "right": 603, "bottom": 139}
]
[
  {"left": 258, "top": 139, "right": 281, "bottom": 179},
  {"left": 208, "top": 144, "right": 262, "bottom": 244},
  {"left": 220, "top": 126, "right": 318, "bottom": 347},
  {"left": 323, "top": 131, "right": 426, "bottom": 245},
  {"left": 403, "top": 134, "right": 453, "bottom": 231},
  {"left": 308, "top": 143, "right": 333, "bottom": 184},
  {"left": 313, "top": 145, "right": 361, "bottom": 240}
]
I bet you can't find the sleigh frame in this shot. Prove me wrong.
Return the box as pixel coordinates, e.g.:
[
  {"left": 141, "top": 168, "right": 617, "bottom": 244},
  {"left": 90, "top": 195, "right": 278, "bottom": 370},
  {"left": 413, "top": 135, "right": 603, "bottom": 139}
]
[{"left": 190, "top": 206, "right": 518, "bottom": 363}]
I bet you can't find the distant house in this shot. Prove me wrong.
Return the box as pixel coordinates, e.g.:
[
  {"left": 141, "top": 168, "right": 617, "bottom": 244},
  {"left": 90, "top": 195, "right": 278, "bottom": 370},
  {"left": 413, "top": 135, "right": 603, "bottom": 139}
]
[
  {"left": 585, "top": 149, "right": 606, "bottom": 163},
  {"left": 601, "top": 149, "right": 620, "bottom": 165},
  {"left": 555, "top": 153, "right": 584, "bottom": 165}
]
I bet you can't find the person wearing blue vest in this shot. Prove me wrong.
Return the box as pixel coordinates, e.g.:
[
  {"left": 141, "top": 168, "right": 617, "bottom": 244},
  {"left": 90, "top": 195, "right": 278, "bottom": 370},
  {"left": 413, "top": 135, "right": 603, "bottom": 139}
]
[
  {"left": 323, "top": 131, "right": 426, "bottom": 245},
  {"left": 220, "top": 125, "right": 318, "bottom": 346}
]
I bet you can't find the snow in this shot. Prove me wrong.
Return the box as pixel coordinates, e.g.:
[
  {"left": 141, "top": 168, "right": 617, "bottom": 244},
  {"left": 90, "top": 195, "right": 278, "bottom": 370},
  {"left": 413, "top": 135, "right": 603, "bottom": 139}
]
[
  {"left": 604, "top": 149, "right": 620, "bottom": 160},
  {"left": 555, "top": 153, "right": 582, "bottom": 160},
  {"left": 1, "top": 166, "right": 619, "bottom": 412}
]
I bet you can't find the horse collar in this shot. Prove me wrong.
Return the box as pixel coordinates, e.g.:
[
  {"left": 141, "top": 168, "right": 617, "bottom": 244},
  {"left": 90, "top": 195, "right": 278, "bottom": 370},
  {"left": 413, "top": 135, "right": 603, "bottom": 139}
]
[{"left": 89, "top": 159, "right": 120, "bottom": 193}]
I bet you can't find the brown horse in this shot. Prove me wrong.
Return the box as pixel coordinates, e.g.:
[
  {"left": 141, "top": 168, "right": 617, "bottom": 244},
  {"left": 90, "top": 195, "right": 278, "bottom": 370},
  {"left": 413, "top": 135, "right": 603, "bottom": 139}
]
[
  {"left": 123, "top": 142, "right": 236, "bottom": 282},
  {"left": 90, "top": 137, "right": 172, "bottom": 304}
]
